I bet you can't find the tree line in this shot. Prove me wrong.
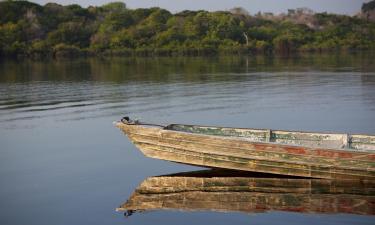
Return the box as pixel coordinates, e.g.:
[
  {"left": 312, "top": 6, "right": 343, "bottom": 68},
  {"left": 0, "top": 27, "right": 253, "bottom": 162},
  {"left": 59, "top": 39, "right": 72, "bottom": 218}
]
[{"left": 0, "top": 0, "right": 374, "bottom": 58}]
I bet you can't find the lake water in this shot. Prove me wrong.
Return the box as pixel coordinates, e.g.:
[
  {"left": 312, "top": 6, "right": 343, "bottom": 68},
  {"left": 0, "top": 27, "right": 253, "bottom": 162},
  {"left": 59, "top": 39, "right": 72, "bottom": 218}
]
[{"left": 0, "top": 54, "right": 374, "bottom": 225}]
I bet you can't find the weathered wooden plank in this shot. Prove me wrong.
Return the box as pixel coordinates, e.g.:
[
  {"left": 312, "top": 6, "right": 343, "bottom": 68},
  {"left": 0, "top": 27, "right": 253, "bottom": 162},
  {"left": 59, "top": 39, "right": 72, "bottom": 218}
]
[
  {"left": 167, "top": 124, "right": 370, "bottom": 150},
  {"left": 351, "top": 143, "right": 375, "bottom": 151},
  {"left": 351, "top": 134, "right": 375, "bottom": 144},
  {"left": 136, "top": 142, "right": 375, "bottom": 180},
  {"left": 125, "top": 128, "right": 375, "bottom": 164},
  {"left": 168, "top": 124, "right": 349, "bottom": 141},
  {"left": 127, "top": 132, "right": 375, "bottom": 170},
  {"left": 167, "top": 124, "right": 269, "bottom": 141},
  {"left": 159, "top": 129, "right": 374, "bottom": 158}
]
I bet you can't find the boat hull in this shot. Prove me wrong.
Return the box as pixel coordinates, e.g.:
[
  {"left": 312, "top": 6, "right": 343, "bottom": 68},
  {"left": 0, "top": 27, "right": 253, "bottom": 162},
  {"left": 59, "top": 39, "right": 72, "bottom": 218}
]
[{"left": 116, "top": 123, "right": 375, "bottom": 180}]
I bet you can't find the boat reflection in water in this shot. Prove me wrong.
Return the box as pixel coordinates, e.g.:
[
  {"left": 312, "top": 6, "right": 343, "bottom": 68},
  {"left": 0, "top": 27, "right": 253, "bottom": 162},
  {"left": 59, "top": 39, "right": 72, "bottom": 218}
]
[{"left": 117, "top": 169, "right": 375, "bottom": 216}]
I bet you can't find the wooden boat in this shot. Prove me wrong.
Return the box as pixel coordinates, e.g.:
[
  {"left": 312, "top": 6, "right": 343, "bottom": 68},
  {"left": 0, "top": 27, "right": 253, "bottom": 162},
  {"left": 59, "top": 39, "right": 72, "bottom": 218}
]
[
  {"left": 117, "top": 170, "right": 375, "bottom": 216},
  {"left": 116, "top": 117, "right": 375, "bottom": 180}
]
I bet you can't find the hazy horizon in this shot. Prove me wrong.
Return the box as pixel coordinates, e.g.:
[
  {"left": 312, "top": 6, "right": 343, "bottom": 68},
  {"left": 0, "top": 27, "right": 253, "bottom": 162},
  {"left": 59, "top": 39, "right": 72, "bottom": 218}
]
[{"left": 28, "top": 0, "right": 370, "bottom": 15}]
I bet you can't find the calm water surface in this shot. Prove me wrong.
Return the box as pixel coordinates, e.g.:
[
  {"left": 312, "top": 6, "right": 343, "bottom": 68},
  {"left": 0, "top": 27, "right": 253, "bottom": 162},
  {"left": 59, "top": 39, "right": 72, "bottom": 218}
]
[{"left": 0, "top": 54, "right": 374, "bottom": 225}]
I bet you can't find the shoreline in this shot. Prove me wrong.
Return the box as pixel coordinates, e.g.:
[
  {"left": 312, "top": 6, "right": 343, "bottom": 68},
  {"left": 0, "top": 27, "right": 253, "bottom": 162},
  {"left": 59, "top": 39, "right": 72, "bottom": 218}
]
[{"left": 1, "top": 48, "right": 374, "bottom": 60}]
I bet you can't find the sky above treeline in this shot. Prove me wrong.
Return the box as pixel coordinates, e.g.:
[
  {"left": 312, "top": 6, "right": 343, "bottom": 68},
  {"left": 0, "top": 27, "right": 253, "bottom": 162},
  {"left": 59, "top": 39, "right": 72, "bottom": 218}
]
[{"left": 29, "top": 0, "right": 369, "bottom": 15}]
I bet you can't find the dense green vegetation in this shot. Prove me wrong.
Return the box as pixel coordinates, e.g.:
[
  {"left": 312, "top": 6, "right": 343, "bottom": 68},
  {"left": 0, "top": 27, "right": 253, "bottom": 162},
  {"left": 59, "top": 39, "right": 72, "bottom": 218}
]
[{"left": 0, "top": 0, "right": 374, "bottom": 58}]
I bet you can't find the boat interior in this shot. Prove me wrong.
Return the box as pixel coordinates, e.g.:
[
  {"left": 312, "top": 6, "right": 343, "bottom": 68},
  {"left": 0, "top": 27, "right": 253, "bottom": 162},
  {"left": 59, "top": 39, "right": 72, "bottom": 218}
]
[{"left": 165, "top": 124, "right": 375, "bottom": 151}]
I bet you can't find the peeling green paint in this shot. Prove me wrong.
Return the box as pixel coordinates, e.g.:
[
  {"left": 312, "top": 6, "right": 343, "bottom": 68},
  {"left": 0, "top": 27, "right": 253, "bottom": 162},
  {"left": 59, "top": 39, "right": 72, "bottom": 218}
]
[{"left": 166, "top": 124, "right": 375, "bottom": 151}]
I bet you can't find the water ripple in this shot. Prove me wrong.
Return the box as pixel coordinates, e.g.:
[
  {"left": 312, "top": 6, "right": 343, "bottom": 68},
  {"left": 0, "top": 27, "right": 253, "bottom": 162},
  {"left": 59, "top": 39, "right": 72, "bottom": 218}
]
[{"left": 0, "top": 69, "right": 374, "bottom": 131}]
